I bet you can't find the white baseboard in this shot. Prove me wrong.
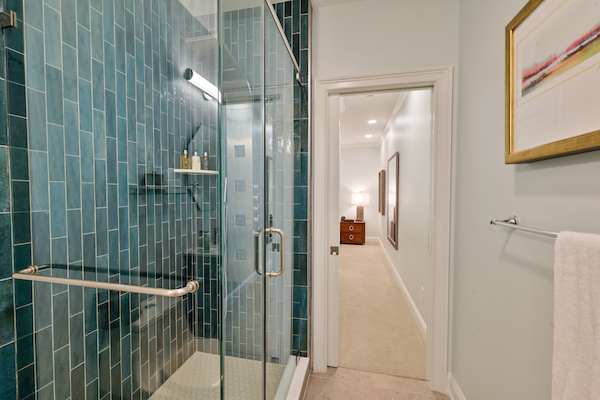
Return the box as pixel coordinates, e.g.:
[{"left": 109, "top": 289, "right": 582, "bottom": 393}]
[
  {"left": 447, "top": 373, "right": 466, "bottom": 400},
  {"left": 365, "top": 236, "right": 379, "bottom": 242},
  {"left": 377, "top": 238, "right": 427, "bottom": 340}
]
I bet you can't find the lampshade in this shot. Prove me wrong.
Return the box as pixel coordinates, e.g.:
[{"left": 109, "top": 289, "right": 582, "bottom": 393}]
[{"left": 351, "top": 192, "right": 370, "bottom": 205}]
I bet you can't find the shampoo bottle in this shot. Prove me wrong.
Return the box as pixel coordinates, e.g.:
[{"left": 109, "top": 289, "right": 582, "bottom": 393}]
[
  {"left": 192, "top": 150, "right": 201, "bottom": 170},
  {"left": 181, "top": 149, "right": 191, "bottom": 169},
  {"left": 203, "top": 151, "right": 209, "bottom": 170}
]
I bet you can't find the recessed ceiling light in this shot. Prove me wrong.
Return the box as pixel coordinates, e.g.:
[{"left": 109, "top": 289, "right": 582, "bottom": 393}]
[
  {"left": 366, "top": 95, "right": 374, "bottom": 99},
  {"left": 365, "top": 135, "right": 372, "bottom": 138},
  {"left": 368, "top": 120, "right": 377, "bottom": 124}
]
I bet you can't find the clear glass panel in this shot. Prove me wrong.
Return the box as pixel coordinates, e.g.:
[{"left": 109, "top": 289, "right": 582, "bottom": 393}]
[
  {"left": 219, "top": 0, "right": 266, "bottom": 399},
  {"left": 263, "top": 7, "right": 296, "bottom": 400}
]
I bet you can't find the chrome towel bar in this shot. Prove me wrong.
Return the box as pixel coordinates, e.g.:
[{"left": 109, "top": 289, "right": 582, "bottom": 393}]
[
  {"left": 13, "top": 266, "right": 200, "bottom": 297},
  {"left": 490, "top": 215, "right": 559, "bottom": 238}
]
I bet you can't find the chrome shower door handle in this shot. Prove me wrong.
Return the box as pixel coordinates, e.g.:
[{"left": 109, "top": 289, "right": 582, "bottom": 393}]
[
  {"left": 255, "top": 228, "right": 264, "bottom": 275},
  {"left": 265, "top": 227, "right": 285, "bottom": 278}
]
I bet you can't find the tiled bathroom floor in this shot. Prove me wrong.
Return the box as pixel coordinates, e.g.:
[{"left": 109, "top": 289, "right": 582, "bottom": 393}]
[
  {"left": 303, "top": 367, "right": 449, "bottom": 400},
  {"left": 149, "top": 352, "right": 285, "bottom": 400}
]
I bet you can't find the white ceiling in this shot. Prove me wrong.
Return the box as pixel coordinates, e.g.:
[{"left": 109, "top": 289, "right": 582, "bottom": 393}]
[
  {"left": 340, "top": 91, "right": 404, "bottom": 148},
  {"left": 311, "top": 0, "right": 365, "bottom": 8}
]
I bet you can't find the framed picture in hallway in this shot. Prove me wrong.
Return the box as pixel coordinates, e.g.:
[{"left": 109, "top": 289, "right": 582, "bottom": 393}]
[
  {"left": 506, "top": 0, "right": 600, "bottom": 163},
  {"left": 379, "top": 169, "right": 385, "bottom": 215}
]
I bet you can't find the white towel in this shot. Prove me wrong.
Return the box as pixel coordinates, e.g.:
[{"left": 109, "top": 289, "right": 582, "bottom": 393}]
[{"left": 552, "top": 231, "right": 600, "bottom": 400}]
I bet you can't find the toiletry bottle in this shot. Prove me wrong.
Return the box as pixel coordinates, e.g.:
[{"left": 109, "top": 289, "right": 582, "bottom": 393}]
[
  {"left": 203, "top": 151, "right": 209, "bottom": 170},
  {"left": 181, "top": 149, "right": 191, "bottom": 169},
  {"left": 192, "top": 150, "right": 201, "bottom": 170}
]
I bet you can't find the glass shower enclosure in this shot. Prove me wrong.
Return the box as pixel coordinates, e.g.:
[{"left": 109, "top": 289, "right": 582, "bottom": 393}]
[{"left": 8, "top": 0, "right": 301, "bottom": 398}]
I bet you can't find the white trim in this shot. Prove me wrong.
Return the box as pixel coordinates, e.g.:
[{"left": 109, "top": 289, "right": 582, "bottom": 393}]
[
  {"left": 447, "top": 373, "right": 467, "bottom": 400},
  {"left": 365, "top": 236, "right": 379, "bottom": 242},
  {"left": 283, "top": 357, "right": 311, "bottom": 400},
  {"left": 377, "top": 238, "right": 427, "bottom": 340},
  {"left": 340, "top": 142, "right": 380, "bottom": 149},
  {"left": 379, "top": 92, "right": 408, "bottom": 147},
  {"left": 312, "top": 66, "right": 453, "bottom": 393}
]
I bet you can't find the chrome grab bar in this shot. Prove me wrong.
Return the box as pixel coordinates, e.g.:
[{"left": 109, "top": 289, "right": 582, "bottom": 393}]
[
  {"left": 265, "top": 227, "right": 285, "bottom": 278},
  {"left": 13, "top": 266, "right": 200, "bottom": 297},
  {"left": 490, "top": 215, "right": 558, "bottom": 238}
]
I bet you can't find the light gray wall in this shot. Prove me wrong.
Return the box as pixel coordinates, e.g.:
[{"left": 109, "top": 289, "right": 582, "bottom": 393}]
[
  {"left": 379, "top": 90, "right": 432, "bottom": 326},
  {"left": 452, "top": 0, "right": 600, "bottom": 399},
  {"left": 339, "top": 146, "right": 380, "bottom": 237},
  {"left": 312, "top": 0, "right": 459, "bottom": 79}
]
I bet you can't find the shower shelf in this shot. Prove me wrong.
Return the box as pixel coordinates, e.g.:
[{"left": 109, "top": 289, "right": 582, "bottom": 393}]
[{"left": 174, "top": 169, "right": 218, "bottom": 175}]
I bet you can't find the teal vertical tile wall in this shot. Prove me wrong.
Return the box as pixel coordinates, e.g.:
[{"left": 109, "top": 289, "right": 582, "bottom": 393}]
[
  {"left": 1, "top": 0, "right": 220, "bottom": 398},
  {"left": 275, "top": 0, "right": 310, "bottom": 357}
]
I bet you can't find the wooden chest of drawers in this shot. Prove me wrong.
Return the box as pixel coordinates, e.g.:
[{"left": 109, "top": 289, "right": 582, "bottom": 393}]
[{"left": 340, "top": 220, "right": 365, "bottom": 244}]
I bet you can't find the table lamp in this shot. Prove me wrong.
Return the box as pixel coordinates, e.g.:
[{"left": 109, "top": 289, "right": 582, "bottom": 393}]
[{"left": 351, "top": 192, "right": 370, "bottom": 221}]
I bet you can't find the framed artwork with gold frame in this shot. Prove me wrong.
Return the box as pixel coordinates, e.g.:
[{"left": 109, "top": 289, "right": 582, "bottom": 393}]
[
  {"left": 378, "top": 169, "right": 385, "bottom": 215},
  {"left": 506, "top": 0, "right": 600, "bottom": 164}
]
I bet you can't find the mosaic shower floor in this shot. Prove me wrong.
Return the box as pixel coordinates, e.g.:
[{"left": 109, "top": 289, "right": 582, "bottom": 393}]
[{"left": 149, "top": 352, "right": 286, "bottom": 400}]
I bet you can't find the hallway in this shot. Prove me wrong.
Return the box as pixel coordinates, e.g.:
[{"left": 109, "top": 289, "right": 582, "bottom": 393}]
[{"left": 338, "top": 241, "right": 426, "bottom": 379}]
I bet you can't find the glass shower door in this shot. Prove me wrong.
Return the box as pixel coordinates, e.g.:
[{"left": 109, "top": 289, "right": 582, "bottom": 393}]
[{"left": 219, "top": 1, "right": 297, "bottom": 399}]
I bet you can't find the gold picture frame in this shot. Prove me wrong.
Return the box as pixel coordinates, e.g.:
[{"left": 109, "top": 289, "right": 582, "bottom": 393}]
[
  {"left": 378, "top": 169, "right": 385, "bottom": 215},
  {"left": 506, "top": 0, "right": 600, "bottom": 164}
]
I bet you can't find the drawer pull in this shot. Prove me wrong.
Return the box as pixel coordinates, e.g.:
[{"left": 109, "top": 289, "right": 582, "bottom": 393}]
[
  {"left": 349, "top": 226, "right": 354, "bottom": 231},
  {"left": 349, "top": 234, "right": 354, "bottom": 240}
]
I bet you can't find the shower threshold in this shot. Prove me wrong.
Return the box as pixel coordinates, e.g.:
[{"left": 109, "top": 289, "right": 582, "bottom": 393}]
[{"left": 148, "top": 352, "right": 286, "bottom": 399}]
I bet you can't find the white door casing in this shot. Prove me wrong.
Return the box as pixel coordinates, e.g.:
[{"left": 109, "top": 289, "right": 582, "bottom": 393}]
[{"left": 312, "top": 66, "right": 453, "bottom": 393}]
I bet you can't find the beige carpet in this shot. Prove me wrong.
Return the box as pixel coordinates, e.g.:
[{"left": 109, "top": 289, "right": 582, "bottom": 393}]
[{"left": 338, "top": 241, "right": 426, "bottom": 380}]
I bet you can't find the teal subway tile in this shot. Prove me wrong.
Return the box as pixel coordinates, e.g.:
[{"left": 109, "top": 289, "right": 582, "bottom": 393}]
[
  {"left": 71, "top": 364, "right": 85, "bottom": 399},
  {"left": 48, "top": 124, "right": 65, "bottom": 181},
  {"left": 38, "top": 383, "right": 54, "bottom": 400},
  {"left": 0, "top": 279, "right": 15, "bottom": 343},
  {"left": 107, "top": 187, "right": 118, "bottom": 230},
  {"left": 64, "top": 100, "right": 80, "bottom": 155},
  {"left": 31, "top": 211, "right": 50, "bottom": 265},
  {"left": 103, "top": 0, "right": 115, "bottom": 44},
  {"left": 0, "top": 148, "right": 9, "bottom": 213},
  {"left": 6, "top": 49, "right": 25, "bottom": 86},
  {"left": 46, "top": 66, "right": 64, "bottom": 125},
  {"left": 8, "top": 115, "right": 27, "bottom": 149},
  {"left": 93, "top": 110, "right": 106, "bottom": 159},
  {"left": 80, "top": 131, "right": 93, "bottom": 182},
  {"left": 125, "top": 10, "right": 134, "bottom": 55},
  {"left": 96, "top": 208, "right": 108, "bottom": 256},
  {"left": 67, "top": 209, "right": 82, "bottom": 262},
  {"left": 90, "top": 0, "right": 101, "bottom": 12},
  {"left": 15, "top": 304, "right": 32, "bottom": 339},
  {"left": 94, "top": 159, "right": 107, "bottom": 207},
  {"left": 108, "top": 230, "right": 118, "bottom": 275},
  {"left": 17, "top": 364, "right": 35, "bottom": 399},
  {"left": 116, "top": 74, "right": 126, "bottom": 119},
  {"left": 91, "top": 9, "right": 104, "bottom": 62},
  {"left": 301, "top": 14, "right": 308, "bottom": 49},
  {"left": 86, "top": 380, "right": 98, "bottom": 399},
  {"left": 126, "top": 55, "right": 135, "bottom": 99},
  {"left": 119, "top": 207, "right": 129, "bottom": 249},
  {"left": 81, "top": 183, "right": 95, "bottom": 233},
  {"left": 84, "top": 288, "right": 97, "bottom": 334},
  {"left": 0, "top": 83, "right": 5, "bottom": 146},
  {"left": 7, "top": 82, "right": 26, "bottom": 117},
  {"left": 77, "top": 0, "right": 90, "bottom": 28},
  {"left": 79, "top": 79, "right": 92, "bottom": 131},
  {"left": 34, "top": 326, "right": 53, "bottom": 387},
  {"left": 11, "top": 181, "right": 30, "bottom": 212},
  {"left": 117, "top": 162, "right": 127, "bottom": 206},
  {"left": 77, "top": 25, "right": 91, "bottom": 80},
  {"left": 61, "top": 0, "right": 77, "bottom": 48},
  {"left": 44, "top": 0, "right": 60, "bottom": 12},
  {"left": 0, "top": 215, "right": 12, "bottom": 279},
  {"left": 5, "top": 18, "right": 24, "bottom": 55},
  {"left": 54, "top": 345, "right": 71, "bottom": 399},
  {"left": 69, "top": 313, "right": 84, "bottom": 369},
  {"left": 51, "top": 237, "right": 67, "bottom": 268},
  {"left": 30, "top": 151, "right": 49, "bottom": 211},
  {"left": 65, "top": 156, "right": 81, "bottom": 209},
  {"left": 52, "top": 291, "right": 69, "bottom": 349},
  {"left": 44, "top": 5, "right": 62, "bottom": 68},
  {"left": 107, "top": 138, "right": 117, "bottom": 183},
  {"left": 127, "top": 142, "right": 137, "bottom": 184},
  {"left": 27, "top": 88, "right": 46, "bottom": 150},
  {"left": 33, "top": 281, "right": 51, "bottom": 330},
  {"left": 135, "top": 40, "right": 144, "bottom": 83},
  {"left": 16, "top": 334, "right": 33, "bottom": 370},
  {"left": 24, "top": 0, "right": 43, "bottom": 29},
  {"left": 13, "top": 243, "right": 31, "bottom": 275},
  {"left": 63, "top": 45, "right": 78, "bottom": 102},
  {"left": 105, "top": 91, "right": 116, "bottom": 139},
  {"left": 92, "top": 60, "right": 105, "bottom": 111},
  {"left": 104, "top": 44, "right": 116, "bottom": 92},
  {"left": 115, "top": 26, "right": 125, "bottom": 73},
  {"left": 25, "top": 26, "right": 45, "bottom": 92},
  {"left": 82, "top": 233, "right": 95, "bottom": 275},
  {"left": 114, "top": 0, "right": 124, "bottom": 26}
]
